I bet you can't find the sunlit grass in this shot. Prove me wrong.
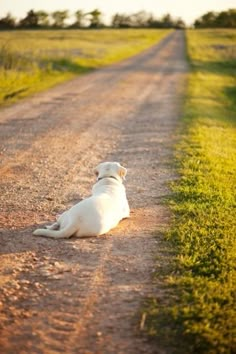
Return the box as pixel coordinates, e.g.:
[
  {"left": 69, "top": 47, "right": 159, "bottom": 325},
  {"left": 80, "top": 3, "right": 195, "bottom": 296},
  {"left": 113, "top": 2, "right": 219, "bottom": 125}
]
[
  {"left": 0, "top": 29, "right": 171, "bottom": 106},
  {"left": 146, "top": 29, "right": 236, "bottom": 353}
]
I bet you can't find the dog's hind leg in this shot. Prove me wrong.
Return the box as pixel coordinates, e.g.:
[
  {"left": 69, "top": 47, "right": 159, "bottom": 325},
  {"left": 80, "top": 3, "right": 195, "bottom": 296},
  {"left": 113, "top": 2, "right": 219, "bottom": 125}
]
[{"left": 33, "top": 223, "right": 77, "bottom": 239}]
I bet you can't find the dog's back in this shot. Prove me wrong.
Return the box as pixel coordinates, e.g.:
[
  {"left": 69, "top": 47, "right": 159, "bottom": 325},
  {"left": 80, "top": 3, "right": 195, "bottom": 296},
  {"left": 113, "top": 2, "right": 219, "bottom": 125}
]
[{"left": 33, "top": 162, "right": 129, "bottom": 239}]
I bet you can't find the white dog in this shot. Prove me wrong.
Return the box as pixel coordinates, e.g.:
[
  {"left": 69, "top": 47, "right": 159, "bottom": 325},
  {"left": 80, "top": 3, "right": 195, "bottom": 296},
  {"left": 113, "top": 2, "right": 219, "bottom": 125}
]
[{"left": 33, "top": 162, "right": 130, "bottom": 239}]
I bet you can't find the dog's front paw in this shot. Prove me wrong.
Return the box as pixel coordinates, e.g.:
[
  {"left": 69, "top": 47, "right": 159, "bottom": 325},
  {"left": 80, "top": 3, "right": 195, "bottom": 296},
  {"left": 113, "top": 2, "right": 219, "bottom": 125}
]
[{"left": 33, "top": 229, "right": 42, "bottom": 236}]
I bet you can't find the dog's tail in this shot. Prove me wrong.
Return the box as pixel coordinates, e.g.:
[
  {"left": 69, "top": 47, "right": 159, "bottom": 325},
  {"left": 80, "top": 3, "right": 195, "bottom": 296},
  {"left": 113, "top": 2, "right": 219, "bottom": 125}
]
[{"left": 33, "top": 223, "right": 77, "bottom": 239}]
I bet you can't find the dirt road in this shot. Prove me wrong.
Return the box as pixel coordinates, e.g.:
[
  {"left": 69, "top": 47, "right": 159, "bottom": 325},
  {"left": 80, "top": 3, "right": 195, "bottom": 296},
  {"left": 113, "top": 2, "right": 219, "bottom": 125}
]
[{"left": 0, "top": 31, "right": 187, "bottom": 353}]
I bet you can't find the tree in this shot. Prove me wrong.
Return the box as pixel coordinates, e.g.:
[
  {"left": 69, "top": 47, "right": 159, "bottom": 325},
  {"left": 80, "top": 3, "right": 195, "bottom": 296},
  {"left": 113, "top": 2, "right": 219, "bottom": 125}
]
[
  {"left": 216, "top": 9, "right": 236, "bottom": 27},
  {"left": 161, "top": 13, "right": 175, "bottom": 28},
  {"left": 51, "top": 10, "right": 68, "bottom": 28},
  {"left": 36, "top": 10, "right": 50, "bottom": 27},
  {"left": 201, "top": 11, "right": 217, "bottom": 27},
  {"left": 147, "top": 15, "right": 163, "bottom": 28},
  {"left": 72, "top": 10, "right": 86, "bottom": 28},
  {"left": 111, "top": 13, "right": 132, "bottom": 28},
  {"left": 0, "top": 13, "right": 16, "bottom": 29},
  {"left": 174, "top": 18, "right": 186, "bottom": 29},
  {"left": 19, "top": 10, "right": 39, "bottom": 28},
  {"left": 130, "top": 11, "right": 151, "bottom": 27},
  {"left": 88, "top": 9, "right": 103, "bottom": 28}
]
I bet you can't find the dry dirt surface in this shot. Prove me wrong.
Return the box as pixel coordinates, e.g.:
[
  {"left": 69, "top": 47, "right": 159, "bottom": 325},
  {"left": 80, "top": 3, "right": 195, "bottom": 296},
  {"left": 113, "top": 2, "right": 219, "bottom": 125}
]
[{"left": 0, "top": 31, "right": 188, "bottom": 354}]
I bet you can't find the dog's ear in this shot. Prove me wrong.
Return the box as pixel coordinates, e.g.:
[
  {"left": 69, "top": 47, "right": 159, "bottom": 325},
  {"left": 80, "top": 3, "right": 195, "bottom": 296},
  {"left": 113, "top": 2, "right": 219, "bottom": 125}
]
[
  {"left": 118, "top": 166, "right": 127, "bottom": 180},
  {"left": 94, "top": 166, "right": 99, "bottom": 177}
]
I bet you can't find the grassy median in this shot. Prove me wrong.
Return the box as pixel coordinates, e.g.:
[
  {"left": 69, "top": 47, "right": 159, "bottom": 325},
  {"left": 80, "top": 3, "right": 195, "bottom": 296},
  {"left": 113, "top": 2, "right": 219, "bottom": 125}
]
[
  {"left": 146, "top": 29, "right": 236, "bottom": 353},
  {"left": 0, "top": 29, "right": 170, "bottom": 106}
]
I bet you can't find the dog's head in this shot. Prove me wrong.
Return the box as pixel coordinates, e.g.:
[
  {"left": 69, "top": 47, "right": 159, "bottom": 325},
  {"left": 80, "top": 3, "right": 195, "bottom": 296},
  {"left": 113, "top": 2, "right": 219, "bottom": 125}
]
[{"left": 94, "top": 162, "right": 127, "bottom": 182}]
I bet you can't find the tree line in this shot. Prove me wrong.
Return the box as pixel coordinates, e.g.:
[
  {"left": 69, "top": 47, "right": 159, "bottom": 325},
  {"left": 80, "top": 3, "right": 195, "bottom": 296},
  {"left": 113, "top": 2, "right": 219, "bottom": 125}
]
[
  {"left": 194, "top": 8, "right": 236, "bottom": 28},
  {"left": 0, "top": 9, "right": 185, "bottom": 29},
  {"left": 0, "top": 8, "right": 235, "bottom": 30}
]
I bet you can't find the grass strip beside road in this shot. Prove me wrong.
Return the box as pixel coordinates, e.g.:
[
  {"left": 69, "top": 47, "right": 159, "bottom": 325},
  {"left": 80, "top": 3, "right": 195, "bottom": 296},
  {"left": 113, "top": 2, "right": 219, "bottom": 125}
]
[
  {"left": 0, "top": 29, "right": 171, "bottom": 106},
  {"left": 146, "top": 29, "right": 236, "bottom": 353}
]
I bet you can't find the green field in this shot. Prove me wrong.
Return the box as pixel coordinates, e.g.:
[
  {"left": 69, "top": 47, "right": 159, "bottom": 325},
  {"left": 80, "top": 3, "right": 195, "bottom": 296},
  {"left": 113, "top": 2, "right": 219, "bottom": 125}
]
[
  {"left": 146, "top": 29, "right": 236, "bottom": 353},
  {"left": 0, "top": 29, "right": 170, "bottom": 106}
]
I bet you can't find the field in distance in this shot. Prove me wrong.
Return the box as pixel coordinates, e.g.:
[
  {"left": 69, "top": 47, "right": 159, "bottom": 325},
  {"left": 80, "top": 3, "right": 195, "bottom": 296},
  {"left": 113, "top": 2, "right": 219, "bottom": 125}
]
[{"left": 0, "top": 29, "right": 171, "bottom": 106}]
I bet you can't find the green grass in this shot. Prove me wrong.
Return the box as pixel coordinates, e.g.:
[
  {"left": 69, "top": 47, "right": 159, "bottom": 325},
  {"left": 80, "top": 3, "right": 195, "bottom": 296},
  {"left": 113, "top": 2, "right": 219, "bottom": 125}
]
[
  {"left": 0, "top": 29, "right": 171, "bottom": 106},
  {"left": 145, "top": 29, "right": 236, "bottom": 353}
]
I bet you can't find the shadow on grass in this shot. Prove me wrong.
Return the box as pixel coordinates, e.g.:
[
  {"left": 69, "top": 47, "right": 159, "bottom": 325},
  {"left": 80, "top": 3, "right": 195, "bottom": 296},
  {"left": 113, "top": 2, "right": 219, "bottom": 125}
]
[
  {"left": 224, "top": 85, "right": 236, "bottom": 115},
  {"left": 45, "top": 58, "right": 95, "bottom": 74},
  {"left": 192, "top": 59, "right": 236, "bottom": 76},
  {"left": 191, "top": 59, "right": 236, "bottom": 126},
  {"left": 4, "top": 87, "right": 29, "bottom": 101},
  {"left": 222, "top": 85, "right": 236, "bottom": 126}
]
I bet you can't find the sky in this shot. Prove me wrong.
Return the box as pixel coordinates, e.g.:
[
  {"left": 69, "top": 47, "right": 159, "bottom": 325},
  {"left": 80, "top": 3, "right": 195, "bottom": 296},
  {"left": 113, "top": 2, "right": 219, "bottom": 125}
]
[{"left": 1, "top": 0, "right": 236, "bottom": 25}]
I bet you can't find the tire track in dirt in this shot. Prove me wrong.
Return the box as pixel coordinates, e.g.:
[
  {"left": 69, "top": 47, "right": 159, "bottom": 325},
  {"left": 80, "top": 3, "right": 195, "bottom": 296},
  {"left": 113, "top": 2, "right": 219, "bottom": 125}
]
[{"left": 0, "top": 31, "right": 187, "bottom": 353}]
